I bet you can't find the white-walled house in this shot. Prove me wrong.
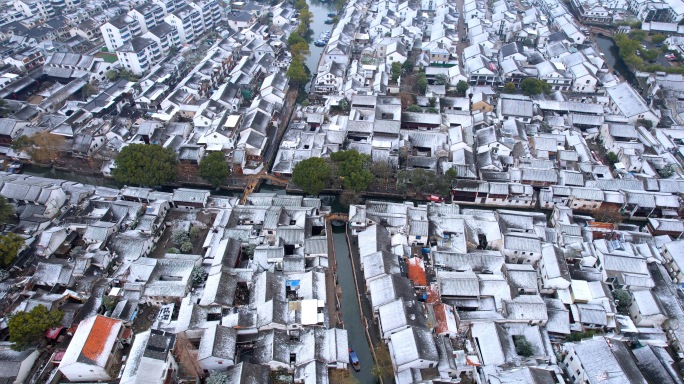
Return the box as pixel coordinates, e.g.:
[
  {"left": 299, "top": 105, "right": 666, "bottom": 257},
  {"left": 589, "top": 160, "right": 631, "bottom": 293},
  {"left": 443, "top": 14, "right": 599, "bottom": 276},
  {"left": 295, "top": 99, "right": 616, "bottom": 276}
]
[
  {"left": 58, "top": 315, "right": 124, "bottom": 382},
  {"left": 388, "top": 327, "right": 439, "bottom": 372},
  {"left": 198, "top": 324, "right": 237, "bottom": 371},
  {"left": 629, "top": 290, "right": 667, "bottom": 327}
]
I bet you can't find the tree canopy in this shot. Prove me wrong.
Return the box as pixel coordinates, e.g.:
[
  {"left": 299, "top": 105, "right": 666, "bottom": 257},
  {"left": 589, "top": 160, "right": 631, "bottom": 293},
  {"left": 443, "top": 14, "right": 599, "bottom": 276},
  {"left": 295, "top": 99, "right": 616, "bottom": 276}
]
[
  {"left": 330, "top": 150, "right": 373, "bottom": 193},
  {"left": 9, "top": 305, "right": 63, "bottom": 350},
  {"left": 292, "top": 157, "right": 332, "bottom": 196},
  {"left": 26, "top": 132, "right": 65, "bottom": 163},
  {"left": 0, "top": 196, "right": 14, "bottom": 223},
  {"left": 391, "top": 62, "right": 402, "bottom": 82},
  {"left": 456, "top": 80, "right": 469, "bottom": 95},
  {"left": 520, "top": 78, "right": 550, "bottom": 96},
  {"left": 286, "top": 58, "right": 309, "bottom": 86},
  {"left": 417, "top": 72, "right": 428, "bottom": 94},
  {"left": 0, "top": 233, "right": 23, "bottom": 267},
  {"left": 199, "top": 152, "right": 230, "bottom": 188},
  {"left": 113, "top": 144, "right": 178, "bottom": 186},
  {"left": 290, "top": 41, "right": 310, "bottom": 58},
  {"left": 651, "top": 33, "right": 667, "bottom": 44},
  {"left": 513, "top": 336, "right": 534, "bottom": 357},
  {"left": 503, "top": 82, "right": 517, "bottom": 93},
  {"left": 287, "top": 31, "right": 306, "bottom": 46}
]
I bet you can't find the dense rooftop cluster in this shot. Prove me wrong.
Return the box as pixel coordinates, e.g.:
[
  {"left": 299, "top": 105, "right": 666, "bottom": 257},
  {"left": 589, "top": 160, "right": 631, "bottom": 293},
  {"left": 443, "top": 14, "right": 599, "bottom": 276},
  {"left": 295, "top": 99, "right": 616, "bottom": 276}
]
[{"left": 0, "top": 172, "right": 347, "bottom": 383}]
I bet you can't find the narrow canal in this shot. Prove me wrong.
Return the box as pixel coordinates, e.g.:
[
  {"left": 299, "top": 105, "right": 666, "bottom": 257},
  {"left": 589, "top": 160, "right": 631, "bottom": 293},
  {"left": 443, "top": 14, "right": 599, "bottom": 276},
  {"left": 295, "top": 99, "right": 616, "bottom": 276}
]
[
  {"left": 594, "top": 34, "right": 637, "bottom": 87},
  {"left": 333, "top": 226, "right": 376, "bottom": 384},
  {"left": 23, "top": 165, "right": 379, "bottom": 382},
  {"left": 304, "top": 0, "right": 338, "bottom": 90}
]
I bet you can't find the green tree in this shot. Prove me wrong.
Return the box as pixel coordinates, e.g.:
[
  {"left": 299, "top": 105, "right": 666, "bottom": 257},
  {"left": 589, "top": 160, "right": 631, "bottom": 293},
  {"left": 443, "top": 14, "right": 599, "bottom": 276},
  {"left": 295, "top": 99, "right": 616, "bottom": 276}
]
[
  {"left": 206, "top": 371, "right": 227, "bottom": 384},
  {"left": 503, "top": 82, "right": 517, "bottom": 93},
  {"left": 445, "top": 167, "right": 458, "bottom": 181},
  {"left": 428, "top": 97, "right": 437, "bottom": 107},
  {"left": 417, "top": 73, "right": 428, "bottom": 94},
  {"left": 391, "top": 61, "right": 402, "bottom": 82},
  {"left": 329, "top": 370, "right": 359, "bottom": 384},
  {"left": 167, "top": 247, "right": 180, "bottom": 253},
  {"left": 0, "top": 233, "right": 23, "bottom": 267},
  {"left": 426, "top": 107, "right": 439, "bottom": 113},
  {"left": 629, "top": 30, "right": 647, "bottom": 41},
  {"left": 651, "top": 33, "right": 667, "bottom": 44},
  {"left": 0, "top": 99, "right": 10, "bottom": 118},
  {"left": 11, "top": 135, "right": 31, "bottom": 151},
  {"left": 286, "top": 58, "right": 309, "bottom": 86},
  {"left": 199, "top": 152, "right": 230, "bottom": 188},
  {"left": 0, "top": 196, "right": 14, "bottom": 223},
  {"left": 402, "top": 59, "right": 414, "bottom": 73},
  {"left": 298, "top": 9, "right": 313, "bottom": 29},
  {"left": 513, "top": 336, "right": 534, "bottom": 357},
  {"left": 330, "top": 150, "right": 373, "bottom": 193},
  {"left": 81, "top": 83, "right": 97, "bottom": 100},
  {"left": 566, "top": 330, "right": 600, "bottom": 342},
  {"left": 290, "top": 41, "right": 310, "bottom": 58},
  {"left": 373, "top": 343, "right": 394, "bottom": 381},
  {"left": 172, "top": 230, "right": 190, "bottom": 246},
  {"left": 190, "top": 226, "right": 202, "bottom": 238},
  {"left": 613, "top": 289, "right": 632, "bottom": 313},
  {"left": 406, "top": 104, "right": 423, "bottom": 112},
  {"left": 371, "top": 161, "right": 393, "bottom": 186},
  {"left": 456, "top": 80, "right": 469, "bottom": 95},
  {"left": 191, "top": 266, "right": 208, "bottom": 287},
  {"left": 292, "top": 157, "right": 332, "bottom": 195},
  {"left": 102, "top": 295, "right": 118, "bottom": 312},
  {"left": 606, "top": 152, "right": 619, "bottom": 165},
  {"left": 180, "top": 241, "right": 193, "bottom": 253},
  {"left": 287, "top": 31, "right": 306, "bottom": 46},
  {"left": 520, "top": 78, "right": 550, "bottom": 96},
  {"left": 434, "top": 74, "right": 450, "bottom": 86},
  {"left": 106, "top": 70, "right": 119, "bottom": 81},
  {"left": 641, "top": 49, "right": 659, "bottom": 62},
  {"left": 8, "top": 305, "right": 63, "bottom": 350},
  {"left": 636, "top": 118, "right": 654, "bottom": 129},
  {"left": 294, "top": 0, "right": 307, "bottom": 10},
  {"left": 112, "top": 144, "right": 177, "bottom": 186}
]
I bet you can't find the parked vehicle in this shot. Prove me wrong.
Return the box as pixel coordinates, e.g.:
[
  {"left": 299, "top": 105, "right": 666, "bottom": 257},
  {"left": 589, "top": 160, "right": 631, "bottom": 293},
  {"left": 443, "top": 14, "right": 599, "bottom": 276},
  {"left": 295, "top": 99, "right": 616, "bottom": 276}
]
[{"left": 349, "top": 346, "right": 360, "bottom": 372}]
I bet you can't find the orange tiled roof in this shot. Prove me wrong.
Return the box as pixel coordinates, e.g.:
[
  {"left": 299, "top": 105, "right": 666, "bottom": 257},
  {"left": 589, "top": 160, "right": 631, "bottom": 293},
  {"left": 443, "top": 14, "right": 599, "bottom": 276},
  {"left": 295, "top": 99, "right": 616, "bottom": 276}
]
[
  {"left": 407, "top": 257, "right": 427, "bottom": 287},
  {"left": 80, "top": 315, "right": 120, "bottom": 365},
  {"left": 426, "top": 285, "right": 440, "bottom": 305},
  {"left": 433, "top": 303, "right": 449, "bottom": 334}
]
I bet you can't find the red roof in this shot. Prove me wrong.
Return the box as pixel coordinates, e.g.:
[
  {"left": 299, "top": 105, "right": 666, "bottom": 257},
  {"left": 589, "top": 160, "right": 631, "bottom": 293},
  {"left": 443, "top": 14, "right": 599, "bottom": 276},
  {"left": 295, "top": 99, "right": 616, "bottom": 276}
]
[
  {"left": 81, "top": 316, "right": 120, "bottom": 364},
  {"left": 45, "top": 326, "right": 64, "bottom": 339},
  {"left": 433, "top": 303, "right": 449, "bottom": 334},
  {"left": 407, "top": 257, "right": 427, "bottom": 287},
  {"left": 426, "top": 285, "right": 440, "bottom": 305},
  {"left": 52, "top": 350, "right": 66, "bottom": 363}
]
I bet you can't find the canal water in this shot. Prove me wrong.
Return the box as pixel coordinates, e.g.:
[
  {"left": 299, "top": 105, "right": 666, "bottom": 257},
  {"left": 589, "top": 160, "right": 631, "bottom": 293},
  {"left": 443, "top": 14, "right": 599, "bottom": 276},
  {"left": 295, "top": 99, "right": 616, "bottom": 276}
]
[
  {"left": 333, "top": 227, "right": 376, "bottom": 383},
  {"left": 304, "top": 0, "right": 338, "bottom": 90},
  {"left": 22, "top": 165, "right": 378, "bottom": 380},
  {"left": 594, "top": 34, "right": 637, "bottom": 87}
]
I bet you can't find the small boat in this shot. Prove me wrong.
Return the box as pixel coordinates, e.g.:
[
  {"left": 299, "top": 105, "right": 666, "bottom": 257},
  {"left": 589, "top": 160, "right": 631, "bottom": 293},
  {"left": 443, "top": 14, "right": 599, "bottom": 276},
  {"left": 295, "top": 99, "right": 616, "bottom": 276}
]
[
  {"left": 328, "top": 12, "right": 337, "bottom": 16},
  {"left": 349, "top": 346, "right": 360, "bottom": 371},
  {"left": 325, "top": 18, "right": 334, "bottom": 24},
  {"left": 8, "top": 161, "right": 22, "bottom": 174}
]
